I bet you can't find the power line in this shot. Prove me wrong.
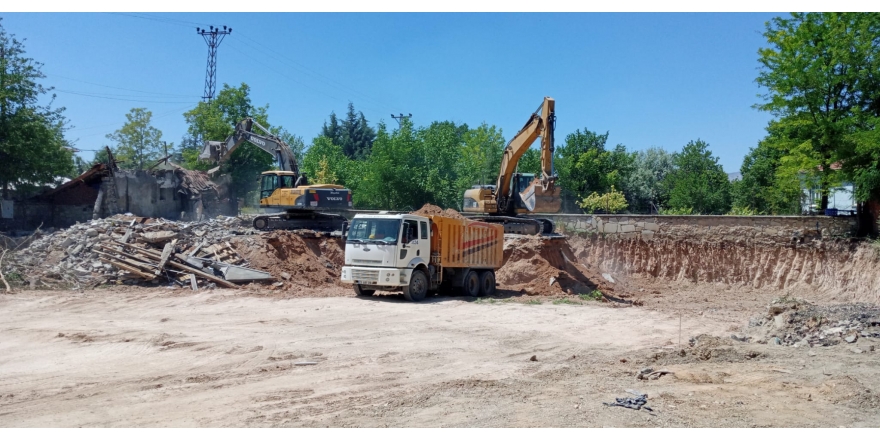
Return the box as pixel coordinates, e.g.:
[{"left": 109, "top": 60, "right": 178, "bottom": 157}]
[
  {"left": 233, "top": 31, "right": 402, "bottom": 114},
  {"left": 224, "top": 40, "right": 389, "bottom": 118},
  {"left": 106, "top": 12, "right": 404, "bottom": 116},
  {"left": 46, "top": 72, "right": 201, "bottom": 98},
  {"left": 54, "top": 89, "right": 198, "bottom": 104},
  {"left": 66, "top": 103, "right": 198, "bottom": 133}
]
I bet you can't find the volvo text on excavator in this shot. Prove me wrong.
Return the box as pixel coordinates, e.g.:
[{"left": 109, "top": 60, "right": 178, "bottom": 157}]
[
  {"left": 200, "top": 118, "right": 352, "bottom": 233},
  {"left": 462, "top": 97, "right": 562, "bottom": 235}
]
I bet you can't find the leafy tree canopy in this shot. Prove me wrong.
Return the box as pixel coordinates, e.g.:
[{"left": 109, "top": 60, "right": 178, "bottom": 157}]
[
  {"left": 664, "top": 139, "right": 732, "bottom": 215},
  {"left": 0, "top": 18, "right": 73, "bottom": 197}
]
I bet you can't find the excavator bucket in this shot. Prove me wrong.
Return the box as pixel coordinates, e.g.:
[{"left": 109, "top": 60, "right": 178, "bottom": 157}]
[
  {"left": 519, "top": 179, "right": 562, "bottom": 213},
  {"left": 199, "top": 141, "right": 224, "bottom": 162}
]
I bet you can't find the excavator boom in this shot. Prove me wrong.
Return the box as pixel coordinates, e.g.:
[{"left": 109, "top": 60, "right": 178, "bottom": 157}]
[{"left": 461, "top": 97, "right": 562, "bottom": 235}]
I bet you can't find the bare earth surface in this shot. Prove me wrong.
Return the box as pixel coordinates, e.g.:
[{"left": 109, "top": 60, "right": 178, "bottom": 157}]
[{"left": 2, "top": 286, "right": 879, "bottom": 427}]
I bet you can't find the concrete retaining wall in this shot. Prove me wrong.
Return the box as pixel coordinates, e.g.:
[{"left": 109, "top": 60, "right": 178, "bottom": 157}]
[{"left": 541, "top": 214, "right": 859, "bottom": 243}]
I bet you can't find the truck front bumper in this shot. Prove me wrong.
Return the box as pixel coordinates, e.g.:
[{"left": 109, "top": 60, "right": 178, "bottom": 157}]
[{"left": 341, "top": 266, "right": 412, "bottom": 287}]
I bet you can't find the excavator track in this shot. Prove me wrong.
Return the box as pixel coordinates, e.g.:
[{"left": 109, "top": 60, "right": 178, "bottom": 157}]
[
  {"left": 475, "top": 216, "right": 555, "bottom": 236},
  {"left": 253, "top": 212, "right": 348, "bottom": 234}
]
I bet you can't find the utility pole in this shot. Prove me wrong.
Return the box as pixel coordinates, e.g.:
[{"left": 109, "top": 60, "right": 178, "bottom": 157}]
[
  {"left": 390, "top": 113, "right": 412, "bottom": 128},
  {"left": 196, "top": 25, "right": 232, "bottom": 102}
]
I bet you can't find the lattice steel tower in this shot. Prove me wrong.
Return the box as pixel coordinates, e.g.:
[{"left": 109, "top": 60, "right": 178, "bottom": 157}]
[{"left": 196, "top": 25, "right": 232, "bottom": 102}]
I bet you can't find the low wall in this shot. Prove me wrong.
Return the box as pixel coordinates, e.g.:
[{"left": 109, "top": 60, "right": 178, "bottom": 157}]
[{"left": 541, "top": 214, "right": 858, "bottom": 243}]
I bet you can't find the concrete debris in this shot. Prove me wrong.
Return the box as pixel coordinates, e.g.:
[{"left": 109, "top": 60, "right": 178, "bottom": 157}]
[
  {"left": 2, "top": 213, "right": 272, "bottom": 290},
  {"left": 748, "top": 299, "right": 880, "bottom": 347}
]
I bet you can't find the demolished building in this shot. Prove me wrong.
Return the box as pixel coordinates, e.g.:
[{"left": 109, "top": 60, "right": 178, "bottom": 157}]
[{"left": 0, "top": 157, "right": 235, "bottom": 232}]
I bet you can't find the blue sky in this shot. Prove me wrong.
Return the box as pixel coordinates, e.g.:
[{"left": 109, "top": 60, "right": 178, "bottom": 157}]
[{"left": 2, "top": 12, "right": 780, "bottom": 171}]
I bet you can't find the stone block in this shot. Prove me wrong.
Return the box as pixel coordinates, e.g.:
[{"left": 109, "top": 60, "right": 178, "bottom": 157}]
[
  {"left": 603, "top": 222, "right": 619, "bottom": 234},
  {"left": 641, "top": 230, "right": 655, "bottom": 240},
  {"left": 635, "top": 222, "right": 645, "bottom": 229},
  {"left": 620, "top": 224, "right": 635, "bottom": 233},
  {"left": 644, "top": 222, "right": 660, "bottom": 232}
]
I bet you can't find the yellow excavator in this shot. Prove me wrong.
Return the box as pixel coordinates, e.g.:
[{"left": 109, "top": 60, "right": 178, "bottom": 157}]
[
  {"left": 462, "top": 97, "right": 562, "bottom": 235},
  {"left": 200, "top": 118, "right": 352, "bottom": 232}
]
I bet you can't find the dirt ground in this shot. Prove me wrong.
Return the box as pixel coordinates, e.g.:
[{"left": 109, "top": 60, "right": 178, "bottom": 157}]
[{"left": 2, "top": 283, "right": 879, "bottom": 427}]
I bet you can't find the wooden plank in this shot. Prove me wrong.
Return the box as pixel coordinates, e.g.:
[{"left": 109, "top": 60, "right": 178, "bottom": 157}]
[
  {"left": 95, "top": 244, "right": 158, "bottom": 266},
  {"left": 166, "top": 260, "right": 239, "bottom": 289},
  {"left": 100, "top": 257, "right": 155, "bottom": 280},
  {"left": 189, "top": 274, "right": 198, "bottom": 291},
  {"left": 157, "top": 239, "right": 176, "bottom": 272},
  {"left": 121, "top": 228, "right": 133, "bottom": 243},
  {"left": 93, "top": 250, "right": 157, "bottom": 275},
  {"left": 188, "top": 242, "right": 204, "bottom": 256}
]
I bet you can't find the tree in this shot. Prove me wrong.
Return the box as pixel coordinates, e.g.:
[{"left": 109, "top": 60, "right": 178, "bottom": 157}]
[
  {"left": 181, "top": 83, "right": 274, "bottom": 204},
  {"left": 459, "top": 123, "right": 506, "bottom": 189},
  {"left": 554, "top": 128, "right": 635, "bottom": 201},
  {"left": 755, "top": 13, "right": 879, "bottom": 210},
  {"left": 664, "top": 139, "right": 732, "bottom": 214},
  {"left": 105, "top": 108, "right": 164, "bottom": 170},
  {"left": 301, "top": 136, "right": 351, "bottom": 186},
  {"left": 622, "top": 147, "right": 675, "bottom": 213},
  {"left": 0, "top": 19, "right": 73, "bottom": 197},
  {"left": 577, "top": 186, "right": 628, "bottom": 214},
  {"left": 322, "top": 102, "right": 376, "bottom": 160},
  {"left": 731, "top": 139, "right": 802, "bottom": 215},
  {"left": 517, "top": 148, "right": 541, "bottom": 175}
]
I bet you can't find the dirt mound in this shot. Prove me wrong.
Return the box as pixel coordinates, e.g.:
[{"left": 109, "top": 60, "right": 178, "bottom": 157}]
[
  {"left": 496, "top": 236, "right": 611, "bottom": 296},
  {"left": 411, "top": 203, "right": 467, "bottom": 220},
  {"left": 232, "top": 231, "right": 345, "bottom": 292}
]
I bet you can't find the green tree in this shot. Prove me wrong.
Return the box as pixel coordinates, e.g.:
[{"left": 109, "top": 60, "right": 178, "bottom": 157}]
[
  {"left": 731, "top": 139, "right": 802, "bottom": 215},
  {"left": 181, "top": 83, "right": 274, "bottom": 204},
  {"left": 0, "top": 19, "right": 73, "bottom": 197},
  {"left": 554, "top": 128, "right": 635, "bottom": 201},
  {"left": 756, "top": 13, "right": 879, "bottom": 210},
  {"left": 623, "top": 147, "right": 675, "bottom": 213},
  {"left": 577, "top": 185, "right": 628, "bottom": 214},
  {"left": 321, "top": 102, "right": 376, "bottom": 160},
  {"left": 517, "top": 148, "right": 541, "bottom": 175},
  {"left": 664, "top": 139, "right": 732, "bottom": 214},
  {"left": 105, "top": 108, "right": 163, "bottom": 170},
  {"left": 355, "top": 119, "right": 421, "bottom": 209},
  {"left": 460, "top": 123, "right": 506, "bottom": 187},
  {"left": 302, "top": 136, "right": 351, "bottom": 186}
]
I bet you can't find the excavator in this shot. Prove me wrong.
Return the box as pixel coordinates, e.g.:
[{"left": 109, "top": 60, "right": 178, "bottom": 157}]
[
  {"left": 199, "top": 118, "right": 352, "bottom": 232},
  {"left": 462, "top": 97, "right": 562, "bottom": 235}
]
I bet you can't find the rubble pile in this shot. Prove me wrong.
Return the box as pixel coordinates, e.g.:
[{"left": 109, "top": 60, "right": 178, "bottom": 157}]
[
  {"left": 746, "top": 298, "right": 880, "bottom": 347},
  {"left": 3, "top": 214, "right": 272, "bottom": 290}
]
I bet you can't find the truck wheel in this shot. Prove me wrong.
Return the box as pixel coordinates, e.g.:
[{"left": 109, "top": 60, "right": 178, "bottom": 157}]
[
  {"left": 353, "top": 284, "right": 374, "bottom": 297},
  {"left": 479, "top": 270, "right": 496, "bottom": 296},
  {"left": 463, "top": 270, "right": 481, "bottom": 297},
  {"left": 403, "top": 270, "right": 428, "bottom": 302}
]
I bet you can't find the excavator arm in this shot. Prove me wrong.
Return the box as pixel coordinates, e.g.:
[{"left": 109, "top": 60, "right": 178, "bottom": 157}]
[
  {"left": 199, "top": 118, "right": 300, "bottom": 177},
  {"left": 494, "top": 97, "right": 556, "bottom": 212}
]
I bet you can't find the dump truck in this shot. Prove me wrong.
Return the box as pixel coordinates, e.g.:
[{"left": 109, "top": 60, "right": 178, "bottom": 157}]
[{"left": 340, "top": 213, "right": 504, "bottom": 302}]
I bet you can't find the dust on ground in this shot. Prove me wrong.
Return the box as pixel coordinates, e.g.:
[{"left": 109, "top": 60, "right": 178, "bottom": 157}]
[{"left": 1, "top": 288, "right": 879, "bottom": 427}]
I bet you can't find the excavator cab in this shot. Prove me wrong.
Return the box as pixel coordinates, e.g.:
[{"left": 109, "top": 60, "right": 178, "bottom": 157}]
[{"left": 259, "top": 172, "right": 298, "bottom": 200}]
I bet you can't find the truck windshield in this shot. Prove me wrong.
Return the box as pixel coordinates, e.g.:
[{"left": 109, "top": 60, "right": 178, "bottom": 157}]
[{"left": 347, "top": 219, "right": 401, "bottom": 244}]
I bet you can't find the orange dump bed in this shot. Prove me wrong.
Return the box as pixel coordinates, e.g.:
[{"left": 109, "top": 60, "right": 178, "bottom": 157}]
[{"left": 429, "top": 216, "right": 503, "bottom": 269}]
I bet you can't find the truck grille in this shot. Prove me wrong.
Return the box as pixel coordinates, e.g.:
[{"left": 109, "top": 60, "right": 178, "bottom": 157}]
[
  {"left": 352, "top": 259, "right": 383, "bottom": 265},
  {"left": 351, "top": 269, "right": 379, "bottom": 283}
]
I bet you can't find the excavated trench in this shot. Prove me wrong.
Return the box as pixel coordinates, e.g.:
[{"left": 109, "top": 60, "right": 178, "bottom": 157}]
[{"left": 568, "top": 235, "right": 880, "bottom": 304}]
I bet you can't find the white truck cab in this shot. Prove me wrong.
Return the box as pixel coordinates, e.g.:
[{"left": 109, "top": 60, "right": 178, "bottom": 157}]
[{"left": 340, "top": 214, "right": 432, "bottom": 298}]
